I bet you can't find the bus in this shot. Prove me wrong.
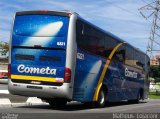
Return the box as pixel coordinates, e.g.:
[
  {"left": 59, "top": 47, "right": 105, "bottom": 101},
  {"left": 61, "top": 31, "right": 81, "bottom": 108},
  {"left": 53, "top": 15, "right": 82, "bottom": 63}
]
[{"left": 8, "top": 10, "right": 150, "bottom": 108}]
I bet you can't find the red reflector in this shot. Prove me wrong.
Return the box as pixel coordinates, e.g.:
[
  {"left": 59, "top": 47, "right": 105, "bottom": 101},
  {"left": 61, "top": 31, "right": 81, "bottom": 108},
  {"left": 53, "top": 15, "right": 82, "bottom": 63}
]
[
  {"left": 36, "top": 10, "right": 48, "bottom": 13},
  {"left": 67, "top": 13, "right": 72, "bottom": 16},
  {"left": 8, "top": 64, "right": 11, "bottom": 78},
  {"left": 34, "top": 45, "right": 41, "bottom": 48},
  {"left": 64, "top": 68, "right": 71, "bottom": 82}
]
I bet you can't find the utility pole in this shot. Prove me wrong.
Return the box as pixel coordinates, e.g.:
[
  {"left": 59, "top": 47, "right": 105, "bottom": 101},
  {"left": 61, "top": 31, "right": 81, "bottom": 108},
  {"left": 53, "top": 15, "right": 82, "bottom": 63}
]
[{"left": 139, "top": 0, "right": 160, "bottom": 58}]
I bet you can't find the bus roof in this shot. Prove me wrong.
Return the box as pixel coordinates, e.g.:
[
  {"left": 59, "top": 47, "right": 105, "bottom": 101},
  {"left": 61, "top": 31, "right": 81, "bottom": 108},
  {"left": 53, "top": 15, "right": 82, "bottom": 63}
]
[{"left": 16, "top": 10, "right": 73, "bottom": 17}]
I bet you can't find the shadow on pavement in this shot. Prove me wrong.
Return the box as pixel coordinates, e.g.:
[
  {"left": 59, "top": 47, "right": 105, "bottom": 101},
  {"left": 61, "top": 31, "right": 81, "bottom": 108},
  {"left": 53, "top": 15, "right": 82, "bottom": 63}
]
[{"left": 14, "top": 101, "right": 147, "bottom": 111}]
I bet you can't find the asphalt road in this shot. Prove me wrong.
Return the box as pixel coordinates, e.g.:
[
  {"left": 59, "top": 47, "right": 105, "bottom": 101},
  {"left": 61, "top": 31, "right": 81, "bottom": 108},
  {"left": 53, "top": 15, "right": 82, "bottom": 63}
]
[
  {"left": 0, "top": 99, "right": 160, "bottom": 119},
  {"left": 0, "top": 84, "right": 8, "bottom": 90},
  {"left": 0, "top": 84, "right": 27, "bottom": 103},
  {"left": 0, "top": 84, "right": 159, "bottom": 119}
]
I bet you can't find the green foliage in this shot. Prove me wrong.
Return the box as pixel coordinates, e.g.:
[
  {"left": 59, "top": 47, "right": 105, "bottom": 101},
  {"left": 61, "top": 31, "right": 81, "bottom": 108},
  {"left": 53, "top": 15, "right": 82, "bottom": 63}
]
[
  {"left": 0, "top": 42, "right": 9, "bottom": 50},
  {"left": 149, "top": 92, "right": 160, "bottom": 99},
  {"left": 150, "top": 65, "right": 160, "bottom": 83},
  {"left": 0, "top": 42, "right": 9, "bottom": 54}
]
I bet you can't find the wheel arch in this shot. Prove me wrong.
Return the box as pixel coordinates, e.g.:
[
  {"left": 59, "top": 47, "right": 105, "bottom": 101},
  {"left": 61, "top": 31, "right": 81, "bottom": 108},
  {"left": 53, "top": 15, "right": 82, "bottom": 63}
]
[
  {"left": 139, "top": 88, "right": 144, "bottom": 99},
  {"left": 101, "top": 83, "right": 108, "bottom": 94}
]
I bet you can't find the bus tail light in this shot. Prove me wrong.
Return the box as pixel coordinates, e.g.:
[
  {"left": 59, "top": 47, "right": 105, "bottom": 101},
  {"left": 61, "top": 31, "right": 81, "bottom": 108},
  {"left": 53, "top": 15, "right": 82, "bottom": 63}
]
[
  {"left": 64, "top": 68, "right": 71, "bottom": 83},
  {"left": 8, "top": 64, "right": 11, "bottom": 79}
]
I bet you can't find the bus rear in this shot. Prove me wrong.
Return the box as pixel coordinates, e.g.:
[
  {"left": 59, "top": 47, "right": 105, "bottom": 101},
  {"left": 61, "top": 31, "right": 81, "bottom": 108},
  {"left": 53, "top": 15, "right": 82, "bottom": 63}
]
[{"left": 8, "top": 11, "right": 77, "bottom": 103}]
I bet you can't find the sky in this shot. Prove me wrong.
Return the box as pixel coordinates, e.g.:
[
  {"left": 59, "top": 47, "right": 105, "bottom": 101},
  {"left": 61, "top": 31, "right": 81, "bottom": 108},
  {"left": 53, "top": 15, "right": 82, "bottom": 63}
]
[{"left": 0, "top": 0, "right": 154, "bottom": 52}]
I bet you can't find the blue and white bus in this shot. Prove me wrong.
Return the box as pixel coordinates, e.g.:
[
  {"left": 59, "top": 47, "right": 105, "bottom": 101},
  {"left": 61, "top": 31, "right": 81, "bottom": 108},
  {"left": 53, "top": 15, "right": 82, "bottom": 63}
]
[{"left": 8, "top": 10, "right": 150, "bottom": 107}]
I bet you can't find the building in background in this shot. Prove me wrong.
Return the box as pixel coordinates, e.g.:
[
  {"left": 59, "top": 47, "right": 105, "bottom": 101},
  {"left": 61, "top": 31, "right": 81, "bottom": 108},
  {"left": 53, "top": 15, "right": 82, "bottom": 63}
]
[{"left": 150, "top": 54, "right": 160, "bottom": 66}]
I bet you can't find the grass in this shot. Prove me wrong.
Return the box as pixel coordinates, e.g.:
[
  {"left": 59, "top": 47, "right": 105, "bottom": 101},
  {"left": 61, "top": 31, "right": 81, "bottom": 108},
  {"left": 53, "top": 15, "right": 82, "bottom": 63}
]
[{"left": 149, "top": 92, "right": 160, "bottom": 99}]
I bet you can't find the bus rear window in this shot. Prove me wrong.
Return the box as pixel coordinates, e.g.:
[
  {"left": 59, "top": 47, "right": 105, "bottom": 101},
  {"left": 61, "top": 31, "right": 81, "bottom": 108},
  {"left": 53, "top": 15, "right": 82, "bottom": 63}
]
[
  {"left": 15, "top": 54, "right": 35, "bottom": 61},
  {"left": 13, "top": 15, "right": 69, "bottom": 37},
  {"left": 40, "top": 56, "right": 61, "bottom": 62}
]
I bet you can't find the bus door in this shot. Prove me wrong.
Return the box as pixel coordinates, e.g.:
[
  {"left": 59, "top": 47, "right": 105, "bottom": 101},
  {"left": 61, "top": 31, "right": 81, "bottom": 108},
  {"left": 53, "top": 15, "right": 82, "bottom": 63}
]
[{"left": 112, "top": 48, "right": 127, "bottom": 100}]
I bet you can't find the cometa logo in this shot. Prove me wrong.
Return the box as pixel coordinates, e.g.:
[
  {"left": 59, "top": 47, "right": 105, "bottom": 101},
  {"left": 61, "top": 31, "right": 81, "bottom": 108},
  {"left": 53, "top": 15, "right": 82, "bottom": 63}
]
[
  {"left": 17, "top": 64, "right": 56, "bottom": 75},
  {"left": 125, "top": 68, "right": 137, "bottom": 79}
]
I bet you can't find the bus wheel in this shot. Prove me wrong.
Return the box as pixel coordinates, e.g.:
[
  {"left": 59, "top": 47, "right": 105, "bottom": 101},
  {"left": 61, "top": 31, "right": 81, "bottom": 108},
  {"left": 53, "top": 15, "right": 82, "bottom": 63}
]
[
  {"left": 83, "top": 102, "right": 95, "bottom": 108},
  {"left": 48, "top": 99, "right": 67, "bottom": 107},
  {"left": 96, "top": 88, "right": 106, "bottom": 108}
]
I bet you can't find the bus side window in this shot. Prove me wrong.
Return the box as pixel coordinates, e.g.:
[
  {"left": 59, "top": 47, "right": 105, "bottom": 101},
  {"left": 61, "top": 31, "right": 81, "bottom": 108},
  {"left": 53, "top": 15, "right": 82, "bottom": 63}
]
[
  {"left": 104, "top": 36, "right": 117, "bottom": 58},
  {"left": 95, "top": 30, "right": 105, "bottom": 56},
  {"left": 76, "top": 20, "right": 83, "bottom": 47},
  {"left": 125, "top": 45, "right": 134, "bottom": 66},
  {"left": 134, "top": 49, "right": 145, "bottom": 69},
  {"left": 113, "top": 45, "right": 125, "bottom": 63}
]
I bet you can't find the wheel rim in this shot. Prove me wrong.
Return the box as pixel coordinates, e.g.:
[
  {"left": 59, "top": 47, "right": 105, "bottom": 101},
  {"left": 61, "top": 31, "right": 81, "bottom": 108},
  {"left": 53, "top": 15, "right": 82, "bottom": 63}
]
[{"left": 99, "top": 91, "right": 105, "bottom": 104}]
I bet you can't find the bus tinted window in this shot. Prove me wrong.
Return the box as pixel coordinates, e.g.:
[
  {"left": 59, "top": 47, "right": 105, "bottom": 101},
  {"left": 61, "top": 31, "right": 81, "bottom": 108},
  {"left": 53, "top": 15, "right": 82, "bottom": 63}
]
[
  {"left": 76, "top": 19, "right": 148, "bottom": 69},
  {"left": 76, "top": 20, "right": 105, "bottom": 55},
  {"left": 134, "top": 49, "right": 145, "bottom": 69},
  {"left": 104, "top": 36, "right": 117, "bottom": 58},
  {"left": 15, "top": 54, "right": 35, "bottom": 61},
  {"left": 40, "top": 56, "right": 61, "bottom": 62},
  {"left": 125, "top": 45, "right": 134, "bottom": 66},
  {"left": 113, "top": 45, "right": 125, "bottom": 63}
]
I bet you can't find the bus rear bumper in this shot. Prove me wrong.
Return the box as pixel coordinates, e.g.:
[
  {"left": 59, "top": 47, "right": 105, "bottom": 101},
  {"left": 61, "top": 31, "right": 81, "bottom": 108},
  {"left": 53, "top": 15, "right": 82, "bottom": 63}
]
[{"left": 8, "top": 80, "right": 73, "bottom": 100}]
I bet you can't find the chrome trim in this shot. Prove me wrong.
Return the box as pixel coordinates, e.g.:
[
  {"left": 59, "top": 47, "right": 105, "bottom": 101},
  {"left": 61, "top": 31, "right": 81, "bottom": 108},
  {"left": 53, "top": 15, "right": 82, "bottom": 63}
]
[{"left": 65, "top": 13, "right": 78, "bottom": 99}]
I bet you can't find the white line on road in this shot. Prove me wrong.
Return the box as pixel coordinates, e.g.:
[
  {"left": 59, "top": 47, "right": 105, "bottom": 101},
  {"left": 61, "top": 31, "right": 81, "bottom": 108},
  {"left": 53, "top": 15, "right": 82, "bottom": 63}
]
[{"left": 0, "top": 90, "right": 9, "bottom": 94}]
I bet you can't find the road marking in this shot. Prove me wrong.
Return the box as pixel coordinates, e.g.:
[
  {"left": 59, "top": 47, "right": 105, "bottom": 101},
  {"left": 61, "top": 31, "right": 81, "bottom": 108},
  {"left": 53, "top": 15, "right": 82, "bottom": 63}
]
[
  {"left": 0, "top": 99, "right": 11, "bottom": 106},
  {"left": 0, "top": 90, "right": 9, "bottom": 94}
]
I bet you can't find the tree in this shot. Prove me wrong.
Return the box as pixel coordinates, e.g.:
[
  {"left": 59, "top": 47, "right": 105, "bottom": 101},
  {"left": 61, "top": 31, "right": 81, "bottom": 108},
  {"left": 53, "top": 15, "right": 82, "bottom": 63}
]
[
  {"left": 0, "top": 42, "right": 9, "bottom": 53},
  {"left": 0, "top": 42, "right": 9, "bottom": 62},
  {"left": 150, "top": 65, "right": 160, "bottom": 83}
]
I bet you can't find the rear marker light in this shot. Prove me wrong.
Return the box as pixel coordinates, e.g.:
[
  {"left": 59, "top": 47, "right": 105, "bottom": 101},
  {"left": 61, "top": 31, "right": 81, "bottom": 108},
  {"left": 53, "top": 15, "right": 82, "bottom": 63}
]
[
  {"left": 64, "top": 68, "right": 71, "bottom": 83},
  {"left": 34, "top": 45, "right": 41, "bottom": 48},
  {"left": 67, "top": 13, "right": 72, "bottom": 16},
  {"left": 8, "top": 64, "right": 11, "bottom": 79},
  {"left": 36, "top": 10, "right": 48, "bottom": 13}
]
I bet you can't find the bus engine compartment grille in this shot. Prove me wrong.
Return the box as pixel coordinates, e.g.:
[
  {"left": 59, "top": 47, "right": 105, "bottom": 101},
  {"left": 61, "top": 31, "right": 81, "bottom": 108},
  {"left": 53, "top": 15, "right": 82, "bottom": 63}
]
[{"left": 73, "top": 88, "right": 84, "bottom": 100}]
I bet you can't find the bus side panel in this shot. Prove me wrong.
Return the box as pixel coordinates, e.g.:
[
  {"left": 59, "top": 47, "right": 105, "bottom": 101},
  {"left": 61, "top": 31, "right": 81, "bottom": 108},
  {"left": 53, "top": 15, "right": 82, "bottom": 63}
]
[
  {"left": 104, "top": 60, "right": 145, "bottom": 102},
  {"left": 73, "top": 48, "right": 103, "bottom": 102},
  {"left": 73, "top": 50, "right": 145, "bottom": 102},
  {"left": 103, "top": 61, "right": 125, "bottom": 102}
]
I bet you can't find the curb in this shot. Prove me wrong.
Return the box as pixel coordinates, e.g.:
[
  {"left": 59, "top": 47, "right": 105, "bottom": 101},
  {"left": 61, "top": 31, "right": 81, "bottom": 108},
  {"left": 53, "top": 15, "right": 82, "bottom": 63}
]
[
  {"left": 0, "top": 98, "right": 11, "bottom": 107},
  {"left": 0, "top": 97, "right": 48, "bottom": 107},
  {"left": 11, "top": 103, "right": 26, "bottom": 107},
  {"left": 26, "top": 97, "right": 48, "bottom": 106},
  {"left": 0, "top": 90, "right": 9, "bottom": 94}
]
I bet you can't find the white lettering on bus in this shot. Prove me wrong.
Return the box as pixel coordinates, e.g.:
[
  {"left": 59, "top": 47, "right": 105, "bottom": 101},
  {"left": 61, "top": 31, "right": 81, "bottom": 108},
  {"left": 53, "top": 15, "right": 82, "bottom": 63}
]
[
  {"left": 17, "top": 64, "right": 56, "bottom": 75},
  {"left": 57, "top": 42, "right": 65, "bottom": 46},
  {"left": 77, "top": 53, "right": 84, "bottom": 60},
  {"left": 125, "top": 68, "right": 137, "bottom": 78}
]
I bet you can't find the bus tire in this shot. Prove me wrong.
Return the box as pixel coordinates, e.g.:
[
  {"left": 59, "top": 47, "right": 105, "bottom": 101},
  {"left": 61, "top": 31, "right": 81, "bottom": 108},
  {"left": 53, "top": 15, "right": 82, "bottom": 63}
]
[
  {"left": 83, "top": 102, "right": 95, "bottom": 108},
  {"left": 96, "top": 88, "right": 106, "bottom": 108},
  {"left": 48, "top": 99, "right": 67, "bottom": 107}
]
